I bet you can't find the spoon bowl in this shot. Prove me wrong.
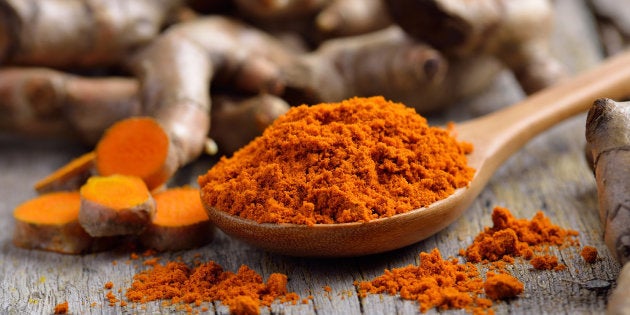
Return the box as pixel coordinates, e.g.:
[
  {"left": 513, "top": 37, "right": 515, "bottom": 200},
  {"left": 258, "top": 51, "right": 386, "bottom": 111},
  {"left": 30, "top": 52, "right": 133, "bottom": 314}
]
[{"left": 206, "top": 50, "right": 630, "bottom": 257}]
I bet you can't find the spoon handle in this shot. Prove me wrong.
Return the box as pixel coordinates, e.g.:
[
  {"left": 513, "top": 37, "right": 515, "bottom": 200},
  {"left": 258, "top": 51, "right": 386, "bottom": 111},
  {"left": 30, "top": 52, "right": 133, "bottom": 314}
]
[{"left": 461, "top": 50, "right": 630, "bottom": 176}]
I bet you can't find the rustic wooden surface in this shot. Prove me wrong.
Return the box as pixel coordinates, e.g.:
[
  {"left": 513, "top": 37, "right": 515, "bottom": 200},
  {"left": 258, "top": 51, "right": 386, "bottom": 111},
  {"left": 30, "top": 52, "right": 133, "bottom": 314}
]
[{"left": 0, "top": 0, "right": 627, "bottom": 314}]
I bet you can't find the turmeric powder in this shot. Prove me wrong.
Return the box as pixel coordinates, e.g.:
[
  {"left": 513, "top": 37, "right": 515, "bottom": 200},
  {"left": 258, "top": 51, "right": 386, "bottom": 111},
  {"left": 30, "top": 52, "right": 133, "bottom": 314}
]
[
  {"left": 199, "top": 96, "right": 474, "bottom": 225},
  {"left": 53, "top": 301, "right": 69, "bottom": 314},
  {"left": 463, "top": 206, "right": 579, "bottom": 263},
  {"left": 123, "top": 260, "right": 300, "bottom": 312},
  {"left": 356, "top": 248, "right": 495, "bottom": 313},
  {"left": 581, "top": 246, "right": 598, "bottom": 263},
  {"left": 483, "top": 272, "right": 523, "bottom": 300}
]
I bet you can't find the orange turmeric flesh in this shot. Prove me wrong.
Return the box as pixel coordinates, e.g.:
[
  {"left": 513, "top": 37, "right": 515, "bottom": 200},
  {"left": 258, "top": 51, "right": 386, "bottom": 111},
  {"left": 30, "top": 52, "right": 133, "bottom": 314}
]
[
  {"left": 80, "top": 175, "right": 152, "bottom": 210},
  {"left": 95, "top": 117, "right": 171, "bottom": 190},
  {"left": 140, "top": 187, "right": 214, "bottom": 251},
  {"left": 152, "top": 187, "right": 209, "bottom": 227},
  {"left": 12, "top": 192, "right": 112, "bottom": 254},
  {"left": 14, "top": 192, "right": 81, "bottom": 225},
  {"left": 79, "top": 175, "right": 155, "bottom": 237},
  {"left": 33, "top": 151, "right": 96, "bottom": 194}
]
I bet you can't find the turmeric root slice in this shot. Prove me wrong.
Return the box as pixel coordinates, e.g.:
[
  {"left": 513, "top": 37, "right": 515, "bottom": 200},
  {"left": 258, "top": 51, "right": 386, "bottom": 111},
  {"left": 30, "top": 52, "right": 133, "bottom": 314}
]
[
  {"left": 140, "top": 187, "right": 214, "bottom": 251},
  {"left": 95, "top": 117, "right": 177, "bottom": 190},
  {"left": 13, "top": 191, "right": 113, "bottom": 254},
  {"left": 79, "top": 175, "right": 155, "bottom": 237},
  {"left": 33, "top": 151, "right": 96, "bottom": 194}
]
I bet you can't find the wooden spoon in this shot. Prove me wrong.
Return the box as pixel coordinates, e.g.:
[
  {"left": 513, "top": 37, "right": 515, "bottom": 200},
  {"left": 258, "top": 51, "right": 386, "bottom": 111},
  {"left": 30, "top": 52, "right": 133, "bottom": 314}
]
[{"left": 206, "top": 51, "right": 630, "bottom": 257}]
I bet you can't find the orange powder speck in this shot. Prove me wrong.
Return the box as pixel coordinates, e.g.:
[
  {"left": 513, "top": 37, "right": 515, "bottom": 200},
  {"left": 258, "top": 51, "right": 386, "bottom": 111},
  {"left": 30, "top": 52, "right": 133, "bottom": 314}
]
[
  {"left": 229, "top": 295, "right": 260, "bottom": 315},
  {"left": 106, "top": 291, "right": 119, "bottom": 306},
  {"left": 199, "top": 96, "right": 474, "bottom": 225},
  {"left": 53, "top": 301, "right": 69, "bottom": 314},
  {"left": 483, "top": 272, "right": 523, "bottom": 300},
  {"left": 530, "top": 255, "right": 563, "bottom": 270},
  {"left": 581, "top": 246, "right": 598, "bottom": 263},
  {"left": 323, "top": 285, "right": 332, "bottom": 293},
  {"left": 130, "top": 252, "right": 139, "bottom": 260},
  {"left": 464, "top": 207, "right": 578, "bottom": 263},
  {"left": 104, "top": 282, "right": 114, "bottom": 290}
]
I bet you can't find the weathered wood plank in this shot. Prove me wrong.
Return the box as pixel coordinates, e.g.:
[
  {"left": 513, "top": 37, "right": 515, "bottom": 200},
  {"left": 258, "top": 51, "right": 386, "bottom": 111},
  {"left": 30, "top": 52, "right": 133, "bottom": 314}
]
[{"left": 0, "top": 0, "right": 626, "bottom": 314}]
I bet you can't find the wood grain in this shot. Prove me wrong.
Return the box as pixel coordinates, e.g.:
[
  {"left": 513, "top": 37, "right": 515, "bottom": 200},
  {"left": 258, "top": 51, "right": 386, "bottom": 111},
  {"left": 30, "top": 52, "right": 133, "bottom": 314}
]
[{"left": 0, "top": 0, "right": 625, "bottom": 314}]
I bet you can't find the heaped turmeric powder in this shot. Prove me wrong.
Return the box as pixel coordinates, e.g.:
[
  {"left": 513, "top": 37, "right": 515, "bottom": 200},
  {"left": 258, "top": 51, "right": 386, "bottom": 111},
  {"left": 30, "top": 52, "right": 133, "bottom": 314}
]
[
  {"left": 123, "top": 260, "right": 300, "bottom": 313},
  {"left": 463, "top": 206, "right": 579, "bottom": 264},
  {"left": 199, "top": 96, "right": 474, "bottom": 225},
  {"left": 356, "top": 248, "right": 496, "bottom": 314}
]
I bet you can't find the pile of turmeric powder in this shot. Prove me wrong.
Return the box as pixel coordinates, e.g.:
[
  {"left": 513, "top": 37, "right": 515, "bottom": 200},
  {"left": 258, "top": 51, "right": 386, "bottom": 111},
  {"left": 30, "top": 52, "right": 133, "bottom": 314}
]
[
  {"left": 199, "top": 96, "right": 474, "bottom": 225},
  {"left": 356, "top": 248, "right": 499, "bottom": 314},
  {"left": 463, "top": 206, "right": 579, "bottom": 270},
  {"left": 357, "top": 206, "right": 585, "bottom": 314},
  {"left": 110, "top": 257, "right": 301, "bottom": 314}
]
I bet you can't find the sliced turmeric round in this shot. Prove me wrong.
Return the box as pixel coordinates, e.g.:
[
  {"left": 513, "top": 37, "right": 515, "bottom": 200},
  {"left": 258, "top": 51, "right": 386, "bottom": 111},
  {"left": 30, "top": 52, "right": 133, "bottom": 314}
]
[
  {"left": 95, "top": 117, "right": 175, "bottom": 190},
  {"left": 140, "top": 187, "right": 214, "bottom": 251},
  {"left": 13, "top": 191, "right": 110, "bottom": 254},
  {"left": 33, "top": 151, "right": 96, "bottom": 194},
  {"left": 79, "top": 174, "right": 155, "bottom": 237}
]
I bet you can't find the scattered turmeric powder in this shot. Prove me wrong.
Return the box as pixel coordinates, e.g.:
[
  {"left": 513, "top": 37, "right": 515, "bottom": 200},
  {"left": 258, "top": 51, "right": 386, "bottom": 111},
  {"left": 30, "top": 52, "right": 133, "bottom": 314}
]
[
  {"left": 463, "top": 206, "right": 579, "bottom": 263},
  {"left": 104, "top": 281, "right": 114, "bottom": 290},
  {"left": 581, "top": 246, "right": 599, "bottom": 263},
  {"left": 357, "top": 248, "right": 493, "bottom": 313},
  {"left": 199, "top": 96, "right": 474, "bottom": 225},
  {"left": 122, "top": 260, "right": 300, "bottom": 313},
  {"left": 53, "top": 301, "right": 68, "bottom": 314},
  {"left": 230, "top": 295, "right": 260, "bottom": 315}
]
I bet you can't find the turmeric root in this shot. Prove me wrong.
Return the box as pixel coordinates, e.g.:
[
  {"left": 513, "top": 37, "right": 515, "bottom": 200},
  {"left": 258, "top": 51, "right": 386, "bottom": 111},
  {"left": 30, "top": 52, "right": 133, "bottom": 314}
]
[
  {"left": 79, "top": 175, "right": 155, "bottom": 237},
  {"left": 585, "top": 98, "right": 630, "bottom": 264},
  {"left": 33, "top": 151, "right": 96, "bottom": 194},
  {"left": 140, "top": 187, "right": 214, "bottom": 251},
  {"left": 12, "top": 191, "right": 113, "bottom": 254},
  {"left": 385, "top": 0, "right": 565, "bottom": 94},
  {"left": 283, "top": 26, "right": 501, "bottom": 113},
  {"left": 0, "top": 0, "right": 184, "bottom": 68},
  {"left": 588, "top": 0, "right": 630, "bottom": 55},
  {"left": 234, "top": 0, "right": 329, "bottom": 19},
  {"left": 315, "top": 0, "right": 392, "bottom": 38},
  {"left": 127, "top": 16, "right": 296, "bottom": 176},
  {"left": 608, "top": 262, "right": 630, "bottom": 315},
  {"left": 95, "top": 117, "right": 176, "bottom": 190},
  {"left": 0, "top": 67, "right": 140, "bottom": 144},
  {"left": 210, "top": 94, "right": 290, "bottom": 154}
]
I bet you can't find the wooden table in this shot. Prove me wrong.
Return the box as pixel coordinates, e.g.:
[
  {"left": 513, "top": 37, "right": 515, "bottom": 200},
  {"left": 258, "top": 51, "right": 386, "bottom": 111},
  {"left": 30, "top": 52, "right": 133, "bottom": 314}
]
[{"left": 0, "top": 1, "right": 626, "bottom": 314}]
